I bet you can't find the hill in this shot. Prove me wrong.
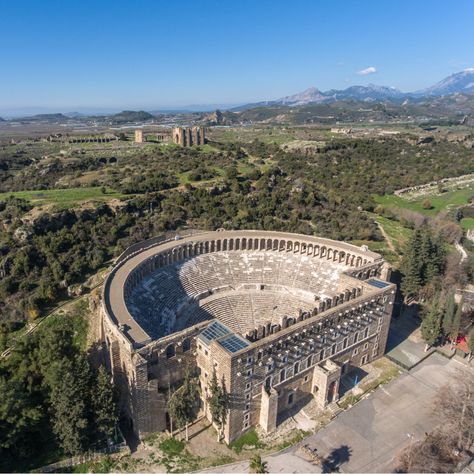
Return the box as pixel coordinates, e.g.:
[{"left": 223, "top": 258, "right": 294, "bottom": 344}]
[
  {"left": 17, "top": 113, "right": 70, "bottom": 123},
  {"left": 107, "top": 110, "right": 154, "bottom": 124}
]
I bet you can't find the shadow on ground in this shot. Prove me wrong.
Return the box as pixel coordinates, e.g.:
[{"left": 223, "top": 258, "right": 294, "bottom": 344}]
[{"left": 322, "top": 444, "right": 352, "bottom": 472}]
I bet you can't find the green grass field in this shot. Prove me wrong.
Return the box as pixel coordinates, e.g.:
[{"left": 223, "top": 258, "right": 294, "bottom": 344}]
[
  {"left": 460, "top": 217, "right": 474, "bottom": 230},
  {"left": 0, "top": 186, "right": 130, "bottom": 209},
  {"left": 374, "top": 185, "right": 474, "bottom": 216}
]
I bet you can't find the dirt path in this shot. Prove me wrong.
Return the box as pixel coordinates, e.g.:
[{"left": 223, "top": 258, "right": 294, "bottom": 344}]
[{"left": 374, "top": 220, "right": 397, "bottom": 253}]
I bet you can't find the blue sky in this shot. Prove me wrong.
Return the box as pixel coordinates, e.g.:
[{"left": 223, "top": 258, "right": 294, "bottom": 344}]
[{"left": 1, "top": 0, "right": 474, "bottom": 112}]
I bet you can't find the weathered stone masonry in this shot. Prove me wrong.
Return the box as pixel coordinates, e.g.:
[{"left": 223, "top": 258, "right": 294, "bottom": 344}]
[{"left": 102, "top": 230, "right": 395, "bottom": 443}]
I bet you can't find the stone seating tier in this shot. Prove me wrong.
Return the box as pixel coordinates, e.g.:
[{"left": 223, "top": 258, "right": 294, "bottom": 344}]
[{"left": 126, "top": 250, "right": 349, "bottom": 340}]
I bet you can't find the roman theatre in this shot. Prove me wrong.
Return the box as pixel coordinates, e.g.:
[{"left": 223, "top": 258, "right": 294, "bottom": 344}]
[{"left": 102, "top": 230, "right": 395, "bottom": 443}]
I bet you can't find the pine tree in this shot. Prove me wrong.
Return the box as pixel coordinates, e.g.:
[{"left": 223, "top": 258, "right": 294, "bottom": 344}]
[
  {"left": 167, "top": 370, "right": 199, "bottom": 441},
  {"left": 420, "top": 296, "right": 442, "bottom": 350},
  {"left": 49, "top": 357, "right": 90, "bottom": 455},
  {"left": 92, "top": 366, "right": 117, "bottom": 444}
]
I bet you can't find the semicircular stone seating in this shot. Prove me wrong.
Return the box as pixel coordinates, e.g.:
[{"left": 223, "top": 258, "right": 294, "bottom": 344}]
[{"left": 126, "top": 249, "right": 349, "bottom": 340}]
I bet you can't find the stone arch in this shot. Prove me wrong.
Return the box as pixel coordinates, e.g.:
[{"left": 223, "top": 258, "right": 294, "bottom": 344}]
[
  {"left": 242, "top": 238, "right": 247, "bottom": 250},
  {"left": 260, "top": 238, "right": 265, "bottom": 250},
  {"left": 229, "top": 239, "right": 234, "bottom": 251},
  {"left": 356, "top": 256, "right": 362, "bottom": 267},
  {"left": 182, "top": 338, "right": 191, "bottom": 352},
  {"left": 320, "top": 246, "right": 327, "bottom": 258},
  {"left": 165, "top": 344, "right": 175, "bottom": 359},
  {"left": 287, "top": 241, "right": 293, "bottom": 251},
  {"left": 273, "top": 239, "right": 279, "bottom": 251},
  {"left": 314, "top": 245, "right": 320, "bottom": 256}
]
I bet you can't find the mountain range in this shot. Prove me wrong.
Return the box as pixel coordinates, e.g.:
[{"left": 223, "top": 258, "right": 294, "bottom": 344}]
[{"left": 236, "top": 69, "right": 474, "bottom": 110}]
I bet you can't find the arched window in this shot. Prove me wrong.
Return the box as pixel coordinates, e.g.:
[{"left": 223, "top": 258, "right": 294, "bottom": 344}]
[
  {"left": 294, "top": 362, "right": 300, "bottom": 375},
  {"left": 166, "top": 344, "right": 175, "bottom": 359},
  {"left": 182, "top": 338, "right": 191, "bottom": 352}
]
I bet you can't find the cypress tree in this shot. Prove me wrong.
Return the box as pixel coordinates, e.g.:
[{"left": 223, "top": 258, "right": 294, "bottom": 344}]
[
  {"left": 442, "top": 291, "right": 455, "bottom": 340},
  {"left": 449, "top": 297, "right": 463, "bottom": 347},
  {"left": 467, "top": 327, "right": 474, "bottom": 361},
  {"left": 401, "top": 229, "right": 422, "bottom": 300},
  {"left": 420, "top": 296, "right": 442, "bottom": 350},
  {"left": 207, "top": 370, "right": 228, "bottom": 441}
]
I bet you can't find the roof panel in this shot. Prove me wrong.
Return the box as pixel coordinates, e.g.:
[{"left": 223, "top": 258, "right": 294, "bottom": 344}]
[
  {"left": 219, "top": 333, "right": 250, "bottom": 353},
  {"left": 198, "top": 320, "right": 232, "bottom": 345},
  {"left": 367, "top": 279, "right": 389, "bottom": 289}
]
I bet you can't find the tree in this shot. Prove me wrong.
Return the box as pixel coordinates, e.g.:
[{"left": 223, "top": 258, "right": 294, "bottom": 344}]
[
  {"left": 420, "top": 296, "right": 442, "bottom": 350},
  {"left": 92, "top": 366, "right": 118, "bottom": 444},
  {"left": 249, "top": 454, "right": 268, "bottom": 473},
  {"left": 434, "top": 369, "right": 474, "bottom": 451},
  {"left": 0, "top": 376, "right": 44, "bottom": 465},
  {"left": 441, "top": 290, "right": 455, "bottom": 341},
  {"left": 449, "top": 297, "right": 463, "bottom": 349},
  {"left": 400, "top": 229, "right": 422, "bottom": 300},
  {"left": 49, "top": 356, "right": 91, "bottom": 455},
  {"left": 207, "top": 370, "right": 228, "bottom": 442},
  {"left": 467, "top": 326, "right": 474, "bottom": 361},
  {"left": 167, "top": 370, "right": 199, "bottom": 441}
]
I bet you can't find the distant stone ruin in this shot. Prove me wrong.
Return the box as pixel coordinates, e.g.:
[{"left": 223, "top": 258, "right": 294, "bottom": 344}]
[
  {"left": 172, "top": 126, "right": 205, "bottom": 146},
  {"left": 134, "top": 129, "right": 144, "bottom": 143}
]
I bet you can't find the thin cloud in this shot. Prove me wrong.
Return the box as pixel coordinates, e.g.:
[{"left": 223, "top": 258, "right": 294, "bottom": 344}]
[{"left": 357, "top": 66, "right": 377, "bottom": 76}]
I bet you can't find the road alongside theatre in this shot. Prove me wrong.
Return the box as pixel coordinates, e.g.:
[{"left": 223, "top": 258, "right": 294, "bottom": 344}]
[{"left": 201, "top": 353, "right": 471, "bottom": 473}]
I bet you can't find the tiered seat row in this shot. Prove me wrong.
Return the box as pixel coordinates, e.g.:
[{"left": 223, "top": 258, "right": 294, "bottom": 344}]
[{"left": 126, "top": 250, "right": 348, "bottom": 339}]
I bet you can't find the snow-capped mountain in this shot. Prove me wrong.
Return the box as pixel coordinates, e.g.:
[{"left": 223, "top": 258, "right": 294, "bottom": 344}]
[
  {"left": 237, "top": 70, "right": 474, "bottom": 110},
  {"left": 415, "top": 69, "right": 474, "bottom": 96},
  {"left": 278, "top": 87, "right": 327, "bottom": 105}
]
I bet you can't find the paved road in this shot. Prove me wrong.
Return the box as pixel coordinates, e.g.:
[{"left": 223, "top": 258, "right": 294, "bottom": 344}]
[
  {"left": 296, "top": 353, "right": 469, "bottom": 473},
  {"left": 200, "top": 353, "right": 470, "bottom": 473}
]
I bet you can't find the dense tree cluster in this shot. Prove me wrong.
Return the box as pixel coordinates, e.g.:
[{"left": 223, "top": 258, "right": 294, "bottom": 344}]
[
  {"left": 0, "top": 204, "right": 135, "bottom": 326},
  {"left": 0, "top": 316, "right": 117, "bottom": 471},
  {"left": 1, "top": 136, "right": 473, "bottom": 329}
]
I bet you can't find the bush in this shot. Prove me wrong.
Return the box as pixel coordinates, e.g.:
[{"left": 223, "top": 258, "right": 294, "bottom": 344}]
[
  {"left": 229, "top": 430, "right": 263, "bottom": 453},
  {"left": 422, "top": 199, "right": 433, "bottom": 210}
]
